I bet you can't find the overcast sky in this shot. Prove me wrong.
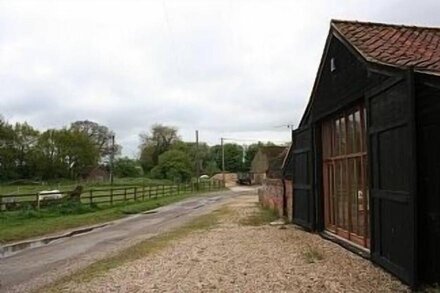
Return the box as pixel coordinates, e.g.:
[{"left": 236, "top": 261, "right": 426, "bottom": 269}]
[{"left": 1, "top": 0, "right": 439, "bottom": 157}]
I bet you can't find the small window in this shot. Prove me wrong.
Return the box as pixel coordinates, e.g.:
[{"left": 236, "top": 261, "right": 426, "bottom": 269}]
[{"left": 330, "top": 57, "right": 336, "bottom": 72}]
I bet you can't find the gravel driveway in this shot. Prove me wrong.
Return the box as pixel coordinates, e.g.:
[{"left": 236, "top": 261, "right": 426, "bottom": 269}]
[{"left": 59, "top": 194, "right": 409, "bottom": 293}]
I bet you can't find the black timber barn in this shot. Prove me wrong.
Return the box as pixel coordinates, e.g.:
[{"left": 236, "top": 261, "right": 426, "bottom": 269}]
[{"left": 291, "top": 20, "right": 440, "bottom": 287}]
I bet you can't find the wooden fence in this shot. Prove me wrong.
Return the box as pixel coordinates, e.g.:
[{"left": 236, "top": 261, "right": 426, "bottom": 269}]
[{"left": 0, "top": 180, "right": 225, "bottom": 212}]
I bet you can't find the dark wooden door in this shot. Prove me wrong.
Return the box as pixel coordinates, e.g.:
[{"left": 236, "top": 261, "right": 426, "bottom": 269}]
[
  {"left": 292, "top": 126, "right": 315, "bottom": 230},
  {"left": 367, "top": 74, "right": 417, "bottom": 286},
  {"left": 416, "top": 84, "right": 440, "bottom": 283}
]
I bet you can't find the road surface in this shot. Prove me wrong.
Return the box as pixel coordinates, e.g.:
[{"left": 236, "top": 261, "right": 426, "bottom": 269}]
[{"left": 0, "top": 187, "right": 255, "bottom": 292}]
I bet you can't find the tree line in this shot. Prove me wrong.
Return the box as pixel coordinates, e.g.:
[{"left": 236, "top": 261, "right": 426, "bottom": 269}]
[
  {"left": 0, "top": 117, "right": 119, "bottom": 182},
  {"left": 0, "top": 116, "right": 274, "bottom": 183},
  {"left": 138, "top": 124, "right": 276, "bottom": 182}
]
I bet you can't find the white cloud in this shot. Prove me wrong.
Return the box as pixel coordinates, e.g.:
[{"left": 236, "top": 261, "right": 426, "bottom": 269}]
[{"left": 1, "top": 0, "right": 440, "bottom": 156}]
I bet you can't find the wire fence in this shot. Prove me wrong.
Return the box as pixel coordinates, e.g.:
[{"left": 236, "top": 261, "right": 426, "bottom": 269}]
[{"left": 0, "top": 180, "right": 225, "bottom": 212}]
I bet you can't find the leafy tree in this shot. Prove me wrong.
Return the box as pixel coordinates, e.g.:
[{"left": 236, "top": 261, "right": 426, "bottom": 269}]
[
  {"left": 0, "top": 118, "right": 18, "bottom": 180},
  {"left": 139, "top": 124, "right": 180, "bottom": 171},
  {"left": 204, "top": 160, "right": 220, "bottom": 176},
  {"left": 34, "top": 129, "right": 100, "bottom": 179},
  {"left": 113, "top": 157, "right": 143, "bottom": 178},
  {"left": 150, "top": 150, "right": 192, "bottom": 182},
  {"left": 139, "top": 145, "right": 155, "bottom": 173},
  {"left": 209, "top": 143, "right": 245, "bottom": 173},
  {"left": 70, "top": 120, "right": 121, "bottom": 162},
  {"left": 13, "top": 122, "right": 40, "bottom": 178},
  {"left": 170, "top": 141, "right": 211, "bottom": 175}
]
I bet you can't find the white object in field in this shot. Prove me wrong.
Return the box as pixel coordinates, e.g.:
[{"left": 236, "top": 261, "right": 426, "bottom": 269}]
[
  {"left": 38, "top": 190, "right": 63, "bottom": 201},
  {"left": 199, "top": 175, "right": 209, "bottom": 179},
  {"left": 358, "top": 190, "right": 364, "bottom": 211}
]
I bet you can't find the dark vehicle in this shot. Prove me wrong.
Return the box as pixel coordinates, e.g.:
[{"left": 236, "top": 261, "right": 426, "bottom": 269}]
[{"left": 236, "top": 172, "right": 253, "bottom": 185}]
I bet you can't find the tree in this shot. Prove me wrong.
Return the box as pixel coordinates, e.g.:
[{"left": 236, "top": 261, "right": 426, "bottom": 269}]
[
  {"left": 114, "top": 157, "right": 143, "bottom": 178},
  {"left": 70, "top": 120, "right": 121, "bottom": 162},
  {"left": 209, "top": 143, "right": 245, "bottom": 173},
  {"left": 0, "top": 117, "right": 18, "bottom": 180},
  {"left": 139, "top": 124, "right": 180, "bottom": 171},
  {"left": 170, "top": 141, "right": 211, "bottom": 175},
  {"left": 204, "top": 160, "right": 220, "bottom": 176},
  {"left": 139, "top": 145, "right": 155, "bottom": 173},
  {"left": 13, "top": 122, "right": 40, "bottom": 178},
  {"left": 150, "top": 150, "right": 192, "bottom": 182},
  {"left": 34, "top": 128, "right": 100, "bottom": 179}
]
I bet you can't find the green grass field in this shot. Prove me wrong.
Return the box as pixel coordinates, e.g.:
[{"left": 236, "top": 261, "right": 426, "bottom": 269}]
[
  {"left": 0, "top": 187, "right": 220, "bottom": 245},
  {"left": 0, "top": 177, "right": 173, "bottom": 195},
  {"left": 0, "top": 179, "right": 218, "bottom": 212}
]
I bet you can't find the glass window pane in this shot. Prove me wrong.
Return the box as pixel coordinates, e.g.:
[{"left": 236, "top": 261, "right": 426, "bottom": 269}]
[
  {"left": 321, "top": 104, "right": 369, "bottom": 247},
  {"left": 354, "top": 110, "right": 361, "bottom": 153},
  {"left": 350, "top": 158, "right": 358, "bottom": 235},
  {"left": 334, "top": 119, "right": 340, "bottom": 156},
  {"left": 348, "top": 113, "right": 355, "bottom": 154},
  {"left": 362, "top": 107, "right": 367, "bottom": 152},
  {"left": 340, "top": 117, "right": 346, "bottom": 155},
  {"left": 322, "top": 122, "right": 331, "bottom": 159}
]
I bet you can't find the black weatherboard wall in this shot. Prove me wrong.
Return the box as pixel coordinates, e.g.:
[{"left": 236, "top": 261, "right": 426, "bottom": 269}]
[
  {"left": 292, "top": 21, "right": 440, "bottom": 287},
  {"left": 292, "top": 126, "right": 314, "bottom": 230},
  {"left": 416, "top": 75, "right": 440, "bottom": 284},
  {"left": 366, "top": 73, "right": 417, "bottom": 285}
]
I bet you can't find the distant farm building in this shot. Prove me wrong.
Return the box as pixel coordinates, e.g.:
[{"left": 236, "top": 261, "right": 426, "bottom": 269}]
[
  {"left": 250, "top": 146, "right": 287, "bottom": 184},
  {"left": 81, "top": 166, "right": 109, "bottom": 182}
]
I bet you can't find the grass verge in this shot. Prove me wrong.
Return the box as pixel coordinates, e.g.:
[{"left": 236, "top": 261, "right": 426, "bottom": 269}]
[
  {"left": 239, "top": 204, "right": 278, "bottom": 226},
  {"left": 302, "top": 245, "right": 324, "bottom": 263},
  {"left": 0, "top": 190, "right": 221, "bottom": 244},
  {"left": 40, "top": 207, "right": 229, "bottom": 293}
]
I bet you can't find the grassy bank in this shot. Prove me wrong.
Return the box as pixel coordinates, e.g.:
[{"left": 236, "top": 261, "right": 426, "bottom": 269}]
[{"left": 0, "top": 190, "right": 219, "bottom": 244}]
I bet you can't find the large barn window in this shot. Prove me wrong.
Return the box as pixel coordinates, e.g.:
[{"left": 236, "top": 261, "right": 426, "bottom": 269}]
[{"left": 322, "top": 104, "right": 370, "bottom": 248}]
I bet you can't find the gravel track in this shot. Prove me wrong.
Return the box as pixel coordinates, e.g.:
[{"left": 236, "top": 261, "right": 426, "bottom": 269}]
[{"left": 60, "top": 194, "right": 408, "bottom": 293}]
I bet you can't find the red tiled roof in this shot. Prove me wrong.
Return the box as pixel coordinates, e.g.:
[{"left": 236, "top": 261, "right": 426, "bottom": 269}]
[{"left": 332, "top": 20, "right": 440, "bottom": 74}]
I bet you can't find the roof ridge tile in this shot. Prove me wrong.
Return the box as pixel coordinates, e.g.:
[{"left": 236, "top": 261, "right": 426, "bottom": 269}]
[{"left": 332, "top": 19, "right": 440, "bottom": 74}]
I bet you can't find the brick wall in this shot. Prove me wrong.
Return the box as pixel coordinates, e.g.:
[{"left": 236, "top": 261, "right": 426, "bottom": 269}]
[
  {"left": 258, "top": 179, "right": 284, "bottom": 218},
  {"left": 285, "top": 180, "right": 293, "bottom": 222},
  {"left": 258, "top": 179, "right": 294, "bottom": 220}
]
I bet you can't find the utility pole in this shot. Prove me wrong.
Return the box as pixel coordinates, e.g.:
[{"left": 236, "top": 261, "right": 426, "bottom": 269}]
[
  {"left": 195, "top": 130, "right": 200, "bottom": 184},
  {"left": 290, "top": 126, "right": 294, "bottom": 143},
  {"left": 221, "top": 137, "right": 225, "bottom": 184},
  {"left": 109, "top": 134, "right": 115, "bottom": 186},
  {"left": 289, "top": 124, "right": 295, "bottom": 144}
]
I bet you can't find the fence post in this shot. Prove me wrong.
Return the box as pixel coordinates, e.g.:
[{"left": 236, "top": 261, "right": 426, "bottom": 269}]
[
  {"left": 177, "top": 184, "right": 180, "bottom": 195},
  {"left": 36, "top": 192, "right": 40, "bottom": 210},
  {"left": 134, "top": 187, "right": 137, "bottom": 201},
  {"left": 89, "top": 189, "right": 93, "bottom": 207},
  {"left": 148, "top": 186, "right": 151, "bottom": 199},
  {"left": 155, "top": 186, "right": 158, "bottom": 199},
  {"left": 142, "top": 184, "right": 145, "bottom": 201},
  {"left": 124, "top": 188, "right": 127, "bottom": 202},
  {"left": 162, "top": 185, "right": 165, "bottom": 197},
  {"left": 110, "top": 188, "right": 113, "bottom": 206}
]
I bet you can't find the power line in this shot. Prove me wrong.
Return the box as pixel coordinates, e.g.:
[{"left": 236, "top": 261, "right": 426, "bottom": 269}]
[{"left": 221, "top": 137, "right": 289, "bottom": 143}]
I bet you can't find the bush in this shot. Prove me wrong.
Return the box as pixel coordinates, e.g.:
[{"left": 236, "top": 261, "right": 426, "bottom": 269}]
[
  {"left": 18, "top": 205, "right": 42, "bottom": 219},
  {"left": 51, "top": 201, "right": 98, "bottom": 215},
  {"left": 150, "top": 150, "right": 192, "bottom": 183},
  {"left": 114, "top": 157, "right": 143, "bottom": 178}
]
